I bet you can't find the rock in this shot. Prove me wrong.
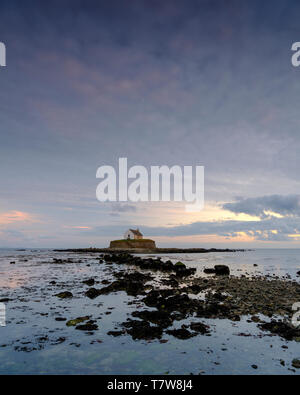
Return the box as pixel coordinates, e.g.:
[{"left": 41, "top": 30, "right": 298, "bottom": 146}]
[
  {"left": 132, "top": 310, "right": 173, "bottom": 328},
  {"left": 75, "top": 322, "right": 98, "bottom": 331},
  {"left": 292, "top": 359, "right": 300, "bottom": 369},
  {"left": 259, "top": 321, "right": 300, "bottom": 341},
  {"left": 175, "top": 262, "right": 186, "bottom": 267},
  {"left": 107, "top": 330, "right": 125, "bottom": 337},
  {"left": 204, "top": 268, "right": 216, "bottom": 274},
  {"left": 82, "top": 278, "right": 95, "bottom": 286},
  {"left": 190, "top": 322, "right": 210, "bottom": 334},
  {"left": 99, "top": 253, "right": 196, "bottom": 276},
  {"left": 122, "top": 320, "right": 163, "bottom": 340},
  {"left": 230, "top": 315, "right": 241, "bottom": 322},
  {"left": 173, "top": 265, "right": 196, "bottom": 277},
  {"left": 109, "top": 239, "right": 156, "bottom": 250},
  {"left": 85, "top": 288, "right": 102, "bottom": 299},
  {"left": 214, "top": 265, "right": 230, "bottom": 275},
  {"left": 55, "top": 291, "right": 73, "bottom": 299},
  {"left": 66, "top": 316, "right": 90, "bottom": 327},
  {"left": 166, "top": 328, "right": 196, "bottom": 340}
]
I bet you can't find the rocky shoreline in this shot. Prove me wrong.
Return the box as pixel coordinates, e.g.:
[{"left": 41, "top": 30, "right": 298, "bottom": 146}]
[
  {"left": 55, "top": 247, "right": 248, "bottom": 254},
  {"left": 2, "top": 250, "right": 300, "bottom": 373},
  {"left": 59, "top": 252, "right": 300, "bottom": 345}
]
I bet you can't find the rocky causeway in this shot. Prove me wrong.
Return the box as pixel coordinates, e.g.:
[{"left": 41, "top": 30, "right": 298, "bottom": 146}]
[{"left": 1, "top": 248, "right": 300, "bottom": 374}]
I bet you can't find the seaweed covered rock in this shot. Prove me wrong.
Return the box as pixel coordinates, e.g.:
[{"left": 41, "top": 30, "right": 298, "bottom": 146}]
[
  {"left": 55, "top": 291, "right": 73, "bottom": 299},
  {"left": 259, "top": 321, "right": 300, "bottom": 341},
  {"left": 66, "top": 316, "right": 90, "bottom": 327}
]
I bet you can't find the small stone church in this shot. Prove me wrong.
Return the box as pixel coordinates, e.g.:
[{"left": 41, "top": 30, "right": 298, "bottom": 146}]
[
  {"left": 109, "top": 228, "right": 156, "bottom": 250},
  {"left": 124, "top": 228, "right": 143, "bottom": 240}
]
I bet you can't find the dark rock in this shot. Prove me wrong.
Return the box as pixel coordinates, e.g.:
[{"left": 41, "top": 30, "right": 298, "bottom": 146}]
[
  {"left": 196, "top": 302, "right": 231, "bottom": 319},
  {"left": 292, "top": 359, "right": 300, "bottom": 369},
  {"left": 259, "top": 321, "right": 300, "bottom": 341},
  {"left": 204, "top": 268, "right": 216, "bottom": 274},
  {"left": 86, "top": 271, "right": 152, "bottom": 298},
  {"left": 55, "top": 291, "right": 73, "bottom": 299},
  {"left": 75, "top": 322, "right": 98, "bottom": 331},
  {"left": 99, "top": 253, "right": 197, "bottom": 276},
  {"left": 132, "top": 310, "right": 173, "bottom": 328},
  {"left": 190, "top": 322, "right": 210, "bottom": 334},
  {"left": 214, "top": 265, "right": 230, "bottom": 275},
  {"left": 122, "top": 320, "right": 163, "bottom": 340},
  {"left": 107, "top": 330, "right": 125, "bottom": 337},
  {"left": 85, "top": 287, "right": 102, "bottom": 299},
  {"left": 166, "top": 328, "right": 196, "bottom": 340},
  {"left": 83, "top": 278, "right": 95, "bottom": 286}
]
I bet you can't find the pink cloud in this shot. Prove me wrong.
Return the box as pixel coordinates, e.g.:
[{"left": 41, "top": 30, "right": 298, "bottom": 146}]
[
  {"left": 64, "top": 226, "right": 91, "bottom": 230},
  {"left": 0, "top": 211, "right": 33, "bottom": 225}
]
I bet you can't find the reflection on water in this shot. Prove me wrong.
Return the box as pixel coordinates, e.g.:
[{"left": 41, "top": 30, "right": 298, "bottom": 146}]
[{"left": 0, "top": 248, "right": 299, "bottom": 374}]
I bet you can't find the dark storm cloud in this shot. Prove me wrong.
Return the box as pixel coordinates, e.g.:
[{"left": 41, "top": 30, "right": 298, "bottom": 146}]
[{"left": 223, "top": 195, "right": 300, "bottom": 218}]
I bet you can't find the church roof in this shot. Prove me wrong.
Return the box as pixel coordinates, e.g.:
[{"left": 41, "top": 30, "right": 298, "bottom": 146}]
[{"left": 129, "top": 229, "right": 143, "bottom": 236}]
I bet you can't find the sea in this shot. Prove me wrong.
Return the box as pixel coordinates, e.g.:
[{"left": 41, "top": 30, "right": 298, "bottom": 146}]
[{"left": 0, "top": 248, "right": 299, "bottom": 375}]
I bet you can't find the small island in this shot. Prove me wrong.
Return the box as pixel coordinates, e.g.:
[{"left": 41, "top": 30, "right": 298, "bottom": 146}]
[
  {"left": 55, "top": 228, "right": 247, "bottom": 254},
  {"left": 109, "top": 229, "right": 156, "bottom": 251}
]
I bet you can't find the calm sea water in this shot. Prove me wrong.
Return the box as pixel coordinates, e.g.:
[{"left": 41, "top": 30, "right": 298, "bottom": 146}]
[{"left": 0, "top": 248, "right": 299, "bottom": 375}]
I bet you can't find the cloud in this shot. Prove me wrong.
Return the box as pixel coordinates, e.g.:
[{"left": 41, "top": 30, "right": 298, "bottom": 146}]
[
  {"left": 64, "top": 226, "right": 91, "bottom": 230},
  {"left": 82, "top": 195, "right": 300, "bottom": 242},
  {"left": 0, "top": 211, "right": 33, "bottom": 225},
  {"left": 110, "top": 204, "right": 137, "bottom": 213},
  {"left": 223, "top": 195, "right": 300, "bottom": 218}
]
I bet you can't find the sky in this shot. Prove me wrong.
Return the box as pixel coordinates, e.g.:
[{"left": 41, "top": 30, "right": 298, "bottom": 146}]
[{"left": 1, "top": 0, "right": 300, "bottom": 248}]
